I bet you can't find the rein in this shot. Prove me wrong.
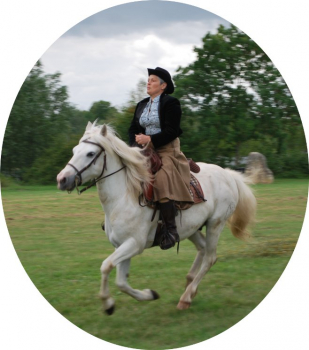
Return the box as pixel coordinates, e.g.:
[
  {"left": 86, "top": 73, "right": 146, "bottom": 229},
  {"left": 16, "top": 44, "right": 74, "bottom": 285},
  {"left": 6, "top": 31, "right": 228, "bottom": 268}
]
[{"left": 67, "top": 140, "right": 126, "bottom": 195}]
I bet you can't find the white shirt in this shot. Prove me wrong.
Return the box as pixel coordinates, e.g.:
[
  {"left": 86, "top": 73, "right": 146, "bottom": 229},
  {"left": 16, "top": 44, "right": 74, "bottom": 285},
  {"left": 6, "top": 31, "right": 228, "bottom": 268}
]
[{"left": 139, "top": 95, "right": 161, "bottom": 135}]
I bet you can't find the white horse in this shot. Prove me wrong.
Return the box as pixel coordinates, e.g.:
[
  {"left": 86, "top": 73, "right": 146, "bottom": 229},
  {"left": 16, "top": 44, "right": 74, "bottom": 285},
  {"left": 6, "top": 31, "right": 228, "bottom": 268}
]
[{"left": 57, "top": 122, "right": 256, "bottom": 315}]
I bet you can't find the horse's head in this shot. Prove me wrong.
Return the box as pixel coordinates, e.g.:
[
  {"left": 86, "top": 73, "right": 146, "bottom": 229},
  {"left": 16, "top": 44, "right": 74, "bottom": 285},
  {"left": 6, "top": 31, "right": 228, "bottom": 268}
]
[
  {"left": 57, "top": 122, "right": 108, "bottom": 191},
  {"left": 57, "top": 121, "right": 151, "bottom": 198}
]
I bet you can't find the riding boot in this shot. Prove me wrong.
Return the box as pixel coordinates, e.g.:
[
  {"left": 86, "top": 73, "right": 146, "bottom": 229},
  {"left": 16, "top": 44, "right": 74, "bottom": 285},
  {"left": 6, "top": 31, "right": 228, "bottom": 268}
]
[{"left": 159, "top": 201, "right": 180, "bottom": 250}]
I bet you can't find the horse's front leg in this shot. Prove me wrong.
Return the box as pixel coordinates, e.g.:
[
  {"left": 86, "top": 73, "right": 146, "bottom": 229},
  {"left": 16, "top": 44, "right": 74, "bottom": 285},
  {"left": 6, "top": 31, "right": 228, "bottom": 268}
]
[
  {"left": 99, "top": 237, "right": 157, "bottom": 315},
  {"left": 116, "top": 259, "right": 159, "bottom": 301}
]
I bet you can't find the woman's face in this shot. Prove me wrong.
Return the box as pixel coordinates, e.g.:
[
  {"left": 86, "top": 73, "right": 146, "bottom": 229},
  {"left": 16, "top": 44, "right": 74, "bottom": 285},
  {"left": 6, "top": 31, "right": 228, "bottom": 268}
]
[{"left": 147, "top": 75, "right": 167, "bottom": 98}]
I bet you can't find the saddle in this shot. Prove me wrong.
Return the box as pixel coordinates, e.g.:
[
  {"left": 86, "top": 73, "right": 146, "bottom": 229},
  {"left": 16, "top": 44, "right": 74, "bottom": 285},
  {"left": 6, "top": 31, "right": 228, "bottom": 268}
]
[{"left": 141, "top": 150, "right": 206, "bottom": 209}]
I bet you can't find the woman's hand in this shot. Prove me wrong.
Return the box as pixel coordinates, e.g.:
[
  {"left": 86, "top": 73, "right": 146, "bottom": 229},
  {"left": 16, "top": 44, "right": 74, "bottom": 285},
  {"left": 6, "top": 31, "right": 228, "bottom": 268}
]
[{"left": 135, "top": 134, "right": 151, "bottom": 145}]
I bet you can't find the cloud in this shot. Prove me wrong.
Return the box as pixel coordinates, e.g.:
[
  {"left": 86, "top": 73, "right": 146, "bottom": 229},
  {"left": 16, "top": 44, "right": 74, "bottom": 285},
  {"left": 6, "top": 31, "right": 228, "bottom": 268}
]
[
  {"left": 40, "top": 1, "right": 230, "bottom": 110},
  {"left": 63, "top": 1, "right": 230, "bottom": 43},
  {"left": 41, "top": 32, "right": 198, "bottom": 109}
]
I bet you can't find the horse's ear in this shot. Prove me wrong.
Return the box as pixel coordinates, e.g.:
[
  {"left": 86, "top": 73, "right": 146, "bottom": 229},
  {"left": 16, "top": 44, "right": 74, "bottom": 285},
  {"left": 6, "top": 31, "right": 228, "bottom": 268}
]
[
  {"left": 85, "top": 121, "right": 92, "bottom": 131},
  {"left": 101, "top": 124, "right": 107, "bottom": 137}
]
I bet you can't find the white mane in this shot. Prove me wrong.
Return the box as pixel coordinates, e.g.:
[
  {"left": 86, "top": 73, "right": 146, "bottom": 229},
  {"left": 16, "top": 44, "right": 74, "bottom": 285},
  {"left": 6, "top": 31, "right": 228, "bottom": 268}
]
[{"left": 80, "top": 122, "right": 151, "bottom": 198}]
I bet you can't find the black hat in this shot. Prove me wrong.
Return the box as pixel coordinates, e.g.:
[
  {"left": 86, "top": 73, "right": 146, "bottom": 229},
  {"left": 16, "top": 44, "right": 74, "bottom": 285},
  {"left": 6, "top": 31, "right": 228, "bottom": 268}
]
[{"left": 147, "top": 67, "right": 174, "bottom": 94}]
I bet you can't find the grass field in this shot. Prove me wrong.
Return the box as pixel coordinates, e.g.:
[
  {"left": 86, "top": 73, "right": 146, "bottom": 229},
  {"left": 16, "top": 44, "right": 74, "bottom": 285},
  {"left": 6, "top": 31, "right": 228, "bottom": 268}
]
[{"left": 1, "top": 179, "right": 308, "bottom": 349}]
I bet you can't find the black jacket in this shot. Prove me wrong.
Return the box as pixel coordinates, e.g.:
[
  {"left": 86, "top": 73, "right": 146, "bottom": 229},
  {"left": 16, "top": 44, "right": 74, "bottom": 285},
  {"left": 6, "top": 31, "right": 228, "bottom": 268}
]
[{"left": 128, "top": 94, "right": 183, "bottom": 149}]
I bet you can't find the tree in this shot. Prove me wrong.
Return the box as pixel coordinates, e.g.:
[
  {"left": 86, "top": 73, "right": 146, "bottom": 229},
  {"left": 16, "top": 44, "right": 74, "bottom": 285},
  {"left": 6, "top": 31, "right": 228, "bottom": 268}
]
[
  {"left": 23, "top": 133, "right": 81, "bottom": 184},
  {"left": 173, "top": 25, "right": 305, "bottom": 171},
  {"left": 66, "top": 107, "right": 92, "bottom": 135},
  {"left": 113, "top": 79, "right": 147, "bottom": 142},
  {"left": 1, "top": 61, "right": 71, "bottom": 178},
  {"left": 88, "top": 100, "right": 120, "bottom": 124}
]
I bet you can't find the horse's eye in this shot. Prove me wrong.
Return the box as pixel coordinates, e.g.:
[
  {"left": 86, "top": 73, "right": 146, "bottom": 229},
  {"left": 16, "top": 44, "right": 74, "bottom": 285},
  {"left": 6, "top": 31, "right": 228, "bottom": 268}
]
[{"left": 87, "top": 152, "right": 95, "bottom": 157}]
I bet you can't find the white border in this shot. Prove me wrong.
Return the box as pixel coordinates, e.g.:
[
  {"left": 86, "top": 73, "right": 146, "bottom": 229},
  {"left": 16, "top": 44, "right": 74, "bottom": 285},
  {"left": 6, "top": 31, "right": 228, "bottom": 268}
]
[{"left": 1, "top": 1, "right": 308, "bottom": 349}]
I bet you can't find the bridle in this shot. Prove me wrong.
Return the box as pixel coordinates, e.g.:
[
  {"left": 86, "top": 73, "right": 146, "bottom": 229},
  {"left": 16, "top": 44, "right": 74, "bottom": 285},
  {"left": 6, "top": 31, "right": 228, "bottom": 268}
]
[{"left": 67, "top": 140, "right": 126, "bottom": 194}]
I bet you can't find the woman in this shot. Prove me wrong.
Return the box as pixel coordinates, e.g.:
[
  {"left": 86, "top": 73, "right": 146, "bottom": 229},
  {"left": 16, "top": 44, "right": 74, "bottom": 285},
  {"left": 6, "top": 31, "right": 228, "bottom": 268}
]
[{"left": 129, "top": 67, "right": 193, "bottom": 250}]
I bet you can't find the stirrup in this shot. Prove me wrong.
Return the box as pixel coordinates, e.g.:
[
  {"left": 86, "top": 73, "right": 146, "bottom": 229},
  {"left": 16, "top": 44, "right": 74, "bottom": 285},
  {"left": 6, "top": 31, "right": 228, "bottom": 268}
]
[{"left": 160, "top": 232, "right": 180, "bottom": 253}]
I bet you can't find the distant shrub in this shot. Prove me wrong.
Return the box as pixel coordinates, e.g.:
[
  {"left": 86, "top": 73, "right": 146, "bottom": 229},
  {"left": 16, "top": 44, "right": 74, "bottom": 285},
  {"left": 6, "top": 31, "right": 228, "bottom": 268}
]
[
  {"left": 266, "top": 151, "right": 308, "bottom": 178},
  {"left": 23, "top": 134, "right": 80, "bottom": 185},
  {"left": 0, "top": 174, "right": 22, "bottom": 188}
]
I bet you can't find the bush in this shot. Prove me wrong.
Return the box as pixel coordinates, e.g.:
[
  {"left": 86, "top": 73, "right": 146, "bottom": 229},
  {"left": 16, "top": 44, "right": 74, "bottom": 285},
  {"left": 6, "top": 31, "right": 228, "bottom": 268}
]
[
  {"left": 0, "top": 174, "right": 22, "bottom": 188},
  {"left": 23, "top": 134, "right": 80, "bottom": 185},
  {"left": 265, "top": 150, "right": 308, "bottom": 178}
]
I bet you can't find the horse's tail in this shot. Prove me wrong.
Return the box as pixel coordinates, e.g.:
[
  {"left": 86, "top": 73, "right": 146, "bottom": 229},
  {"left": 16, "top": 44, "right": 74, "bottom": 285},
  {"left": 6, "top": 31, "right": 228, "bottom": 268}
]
[{"left": 225, "top": 169, "right": 257, "bottom": 240}]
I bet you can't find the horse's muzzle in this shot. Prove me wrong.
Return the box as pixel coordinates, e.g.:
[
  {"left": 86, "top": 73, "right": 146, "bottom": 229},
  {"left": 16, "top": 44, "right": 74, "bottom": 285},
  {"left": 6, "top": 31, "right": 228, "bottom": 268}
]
[{"left": 57, "top": 173, "right": 79, "bottom": 191}]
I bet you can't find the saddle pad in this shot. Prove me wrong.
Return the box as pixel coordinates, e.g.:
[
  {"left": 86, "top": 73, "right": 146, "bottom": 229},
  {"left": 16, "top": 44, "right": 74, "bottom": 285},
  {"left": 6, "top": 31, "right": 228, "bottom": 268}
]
[
  {"left": 174, "top": 173, "right": 206, "bottom": 210},
  {"left": 189, "top": 173, "right": 206, "bottom": 204}
]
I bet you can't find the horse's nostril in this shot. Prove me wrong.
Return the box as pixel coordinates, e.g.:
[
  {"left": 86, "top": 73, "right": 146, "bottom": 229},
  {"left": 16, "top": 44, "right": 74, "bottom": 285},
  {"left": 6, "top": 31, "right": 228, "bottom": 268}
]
[{"left": 61, "top": 177, "right": 66, "bottom": 184}]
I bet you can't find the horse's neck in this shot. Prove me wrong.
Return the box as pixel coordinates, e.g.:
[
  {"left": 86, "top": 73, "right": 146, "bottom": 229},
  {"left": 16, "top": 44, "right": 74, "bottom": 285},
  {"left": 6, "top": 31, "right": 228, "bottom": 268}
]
[{"left": 96, "top": 155, "right": 130, "bottom": 214}]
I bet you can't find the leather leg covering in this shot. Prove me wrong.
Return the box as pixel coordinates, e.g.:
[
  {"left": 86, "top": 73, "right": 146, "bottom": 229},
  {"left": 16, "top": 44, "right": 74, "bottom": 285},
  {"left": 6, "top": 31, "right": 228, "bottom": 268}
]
[{"left": 159, "top": 201, "right": 180, "bottom": 250}]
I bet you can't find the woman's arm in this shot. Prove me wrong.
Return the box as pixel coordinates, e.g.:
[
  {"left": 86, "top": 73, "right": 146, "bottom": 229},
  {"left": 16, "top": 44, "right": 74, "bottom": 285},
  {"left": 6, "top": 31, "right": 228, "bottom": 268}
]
[
  {"left": 128, "top": 118, "right": 139, "bottom": 146},
  {"left": 150, "top": 98, "right": 182, "bottom": 148},
  {"left": 128, "top": 102, "right": 141, "bottom": 146}
]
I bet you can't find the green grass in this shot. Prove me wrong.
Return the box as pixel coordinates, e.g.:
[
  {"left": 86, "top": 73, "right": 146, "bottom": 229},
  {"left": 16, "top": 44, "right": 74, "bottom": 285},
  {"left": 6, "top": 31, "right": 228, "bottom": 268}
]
[{"left": 1, "top": 179, "right": 308, "bottom": 349}]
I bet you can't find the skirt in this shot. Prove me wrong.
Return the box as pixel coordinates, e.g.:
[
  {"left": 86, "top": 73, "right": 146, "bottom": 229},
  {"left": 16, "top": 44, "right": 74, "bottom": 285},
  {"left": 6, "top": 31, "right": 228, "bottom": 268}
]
[{"left": 152, "top": 138, "right": 193, "bottom": 203}]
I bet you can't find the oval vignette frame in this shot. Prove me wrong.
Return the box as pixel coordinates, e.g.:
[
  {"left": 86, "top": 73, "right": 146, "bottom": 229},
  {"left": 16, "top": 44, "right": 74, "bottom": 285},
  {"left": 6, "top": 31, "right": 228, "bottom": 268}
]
[{"left": 1, "top": 1, "right": 308, "bottom": 350}]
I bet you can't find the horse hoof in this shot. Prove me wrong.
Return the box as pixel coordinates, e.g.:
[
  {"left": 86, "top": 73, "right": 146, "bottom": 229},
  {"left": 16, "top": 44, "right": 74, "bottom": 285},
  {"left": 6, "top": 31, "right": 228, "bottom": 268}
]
[
  {"left": 150, "top": 290, "right": 160, "bottom": 300},
  {"left": 177, "top": 301, "right": 191, "bottom": 310},
  {"left": 105, "top": 305, "right": 115, "bottom": 315}
]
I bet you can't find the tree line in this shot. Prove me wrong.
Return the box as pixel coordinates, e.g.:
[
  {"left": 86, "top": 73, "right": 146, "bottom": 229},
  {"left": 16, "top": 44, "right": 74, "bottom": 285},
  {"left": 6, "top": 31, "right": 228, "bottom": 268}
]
[{"left": 1, "top": 25, "right": 307, "bottom": 185}]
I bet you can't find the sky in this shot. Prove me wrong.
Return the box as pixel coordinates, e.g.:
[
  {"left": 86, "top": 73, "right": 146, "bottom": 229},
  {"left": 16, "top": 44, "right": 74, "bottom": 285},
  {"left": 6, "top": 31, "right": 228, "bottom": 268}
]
[{"left": 40, "top": 1, "right": 230, "bottom": 110}]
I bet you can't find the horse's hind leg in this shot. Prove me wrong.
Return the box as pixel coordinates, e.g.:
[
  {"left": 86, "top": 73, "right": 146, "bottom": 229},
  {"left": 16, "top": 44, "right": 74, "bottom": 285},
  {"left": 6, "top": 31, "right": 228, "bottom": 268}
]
[
  {"left": 177, "top": 219, "right": 225, "bottom": 310},
  {"left": 186, "top": 230, "right": 206, "bottom": 291}
]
